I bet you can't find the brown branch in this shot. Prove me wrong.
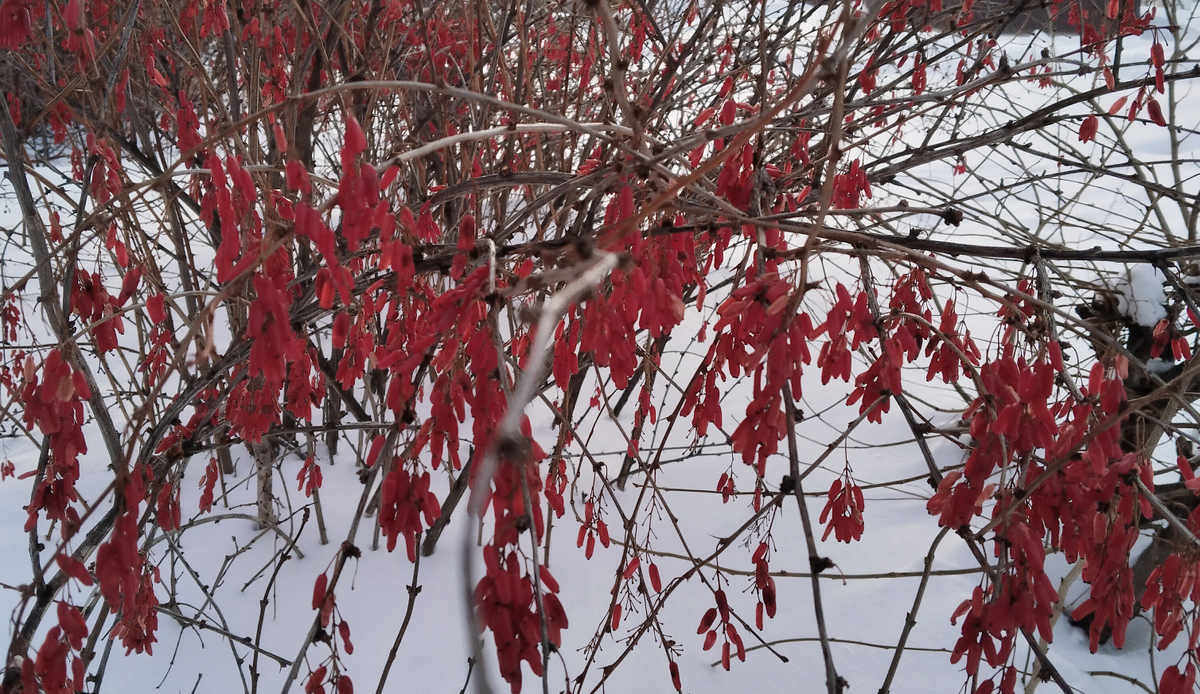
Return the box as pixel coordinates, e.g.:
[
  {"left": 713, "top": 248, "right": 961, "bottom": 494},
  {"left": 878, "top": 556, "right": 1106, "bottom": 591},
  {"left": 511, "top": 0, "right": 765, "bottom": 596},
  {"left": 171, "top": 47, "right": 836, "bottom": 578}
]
[
  {"left": 375, "top": 532, "right": 423, "bottom": 694},
  {"left": 784, "top": 391, "right": 842, "bottom": 694}
]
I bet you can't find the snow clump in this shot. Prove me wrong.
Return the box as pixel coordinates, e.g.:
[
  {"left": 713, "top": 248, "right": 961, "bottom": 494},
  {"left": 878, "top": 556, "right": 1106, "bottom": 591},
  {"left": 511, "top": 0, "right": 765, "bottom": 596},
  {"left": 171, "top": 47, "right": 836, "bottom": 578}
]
[{"left": 1116, "top": 264, "right": 1168, "bottom": 327}]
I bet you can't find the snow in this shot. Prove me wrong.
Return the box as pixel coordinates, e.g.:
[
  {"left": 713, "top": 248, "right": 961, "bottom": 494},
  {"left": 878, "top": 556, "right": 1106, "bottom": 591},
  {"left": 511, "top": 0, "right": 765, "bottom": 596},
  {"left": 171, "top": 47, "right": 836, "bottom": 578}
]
[
  {"left": 1145, "top": 357, "right": 1176, "bottom": 374},
  {"left": 1117, "top": 265, "right": 1169, "bottom": 328}
]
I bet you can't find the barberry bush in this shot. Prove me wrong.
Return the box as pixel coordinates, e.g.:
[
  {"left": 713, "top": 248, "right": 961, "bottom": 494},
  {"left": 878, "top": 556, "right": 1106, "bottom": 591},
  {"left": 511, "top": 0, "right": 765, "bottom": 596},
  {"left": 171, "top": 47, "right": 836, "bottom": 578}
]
[{"left": 0, "top": 0, "right": 1198, "bottom": 692}]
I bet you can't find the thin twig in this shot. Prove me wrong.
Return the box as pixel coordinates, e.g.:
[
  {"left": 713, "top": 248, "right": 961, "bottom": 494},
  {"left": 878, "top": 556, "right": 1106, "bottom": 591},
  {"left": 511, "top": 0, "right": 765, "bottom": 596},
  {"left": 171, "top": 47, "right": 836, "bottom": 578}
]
[
  {"left": 376, "top": 532, "right": 424, "bottom": 694},
  {"left": 879, "top": 527, "right": 951, "bottom": 694},
  {"left": 784, "top": 390, "right": 842, "bottom": 694}
]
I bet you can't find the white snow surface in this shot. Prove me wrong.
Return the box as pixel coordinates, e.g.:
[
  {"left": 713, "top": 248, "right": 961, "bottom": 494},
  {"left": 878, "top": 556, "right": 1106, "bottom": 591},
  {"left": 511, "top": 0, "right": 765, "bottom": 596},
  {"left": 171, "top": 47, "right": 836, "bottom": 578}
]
[{"left": 1118, "top": 265, "right": 1169, "bottom": 328}]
